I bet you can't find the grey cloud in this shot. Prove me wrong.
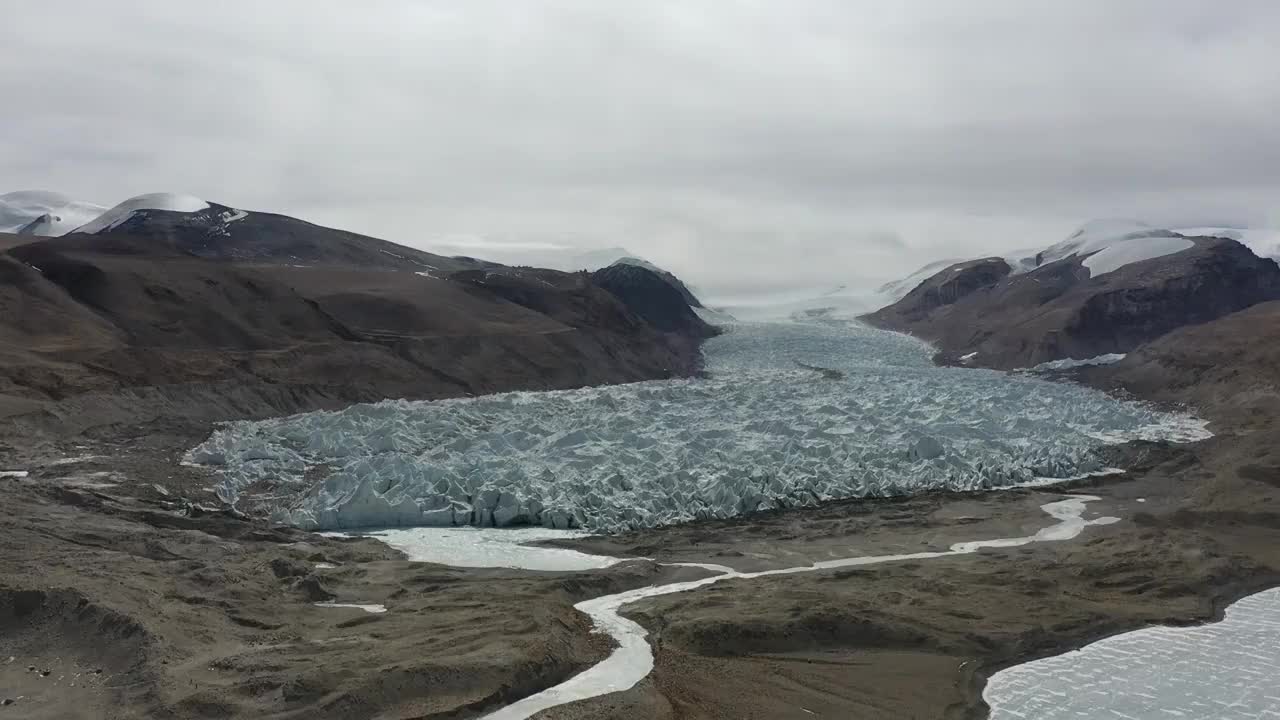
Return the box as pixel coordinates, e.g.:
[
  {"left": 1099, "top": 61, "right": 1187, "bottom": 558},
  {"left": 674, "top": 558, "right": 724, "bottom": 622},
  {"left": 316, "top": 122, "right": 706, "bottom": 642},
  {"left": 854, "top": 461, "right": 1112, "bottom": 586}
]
[{"left": 4, "top": 0, "right": 1279, "bottom": 296}]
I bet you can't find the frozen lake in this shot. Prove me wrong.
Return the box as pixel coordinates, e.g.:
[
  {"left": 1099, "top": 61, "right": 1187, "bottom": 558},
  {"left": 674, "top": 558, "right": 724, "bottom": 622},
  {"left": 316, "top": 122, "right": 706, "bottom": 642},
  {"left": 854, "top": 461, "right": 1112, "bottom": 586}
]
[
  {"left": 189, "top": 319, "right": 1208, "bottom": 533},
  {"left": 986, "top": 587, "right": 1280, "bottom": 719}
]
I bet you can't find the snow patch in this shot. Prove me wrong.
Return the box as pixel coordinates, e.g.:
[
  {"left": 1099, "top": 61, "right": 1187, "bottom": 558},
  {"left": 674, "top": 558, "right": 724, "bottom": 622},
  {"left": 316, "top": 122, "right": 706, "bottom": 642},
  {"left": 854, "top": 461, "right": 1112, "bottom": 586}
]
[
  {"left": 73, "top": 193, "right": 210, "bottom": 234},
  {"left": 1082, "top": 236, "right": 1195, "bottom": 276},
  {"left": 313, "top": 602, "right": 386, "bottom": 614},
  {"left": 342, "top": 527, "right": 620, "bottom": 571},
  {"left": 1026, "top": 353, "right": 1127, "bottom": 372}
]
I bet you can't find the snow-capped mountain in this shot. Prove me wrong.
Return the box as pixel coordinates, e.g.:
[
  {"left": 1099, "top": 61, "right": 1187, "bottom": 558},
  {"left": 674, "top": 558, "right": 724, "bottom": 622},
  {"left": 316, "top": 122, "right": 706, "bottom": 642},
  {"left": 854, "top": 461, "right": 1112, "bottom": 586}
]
[
  {"left": 878, "top": 218, "right": 1280, "bottom": 307},
  {"left": 0, "top": 191, "right": 106, "bottom": 236},
  {"left": 73, "top": 192, "right": 213, "bottom": 234}
]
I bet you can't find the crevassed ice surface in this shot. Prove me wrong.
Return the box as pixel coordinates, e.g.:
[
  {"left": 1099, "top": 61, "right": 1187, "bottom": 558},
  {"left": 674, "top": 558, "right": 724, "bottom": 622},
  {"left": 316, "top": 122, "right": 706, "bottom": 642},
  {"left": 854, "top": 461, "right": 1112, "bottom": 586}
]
[
  {"left": 188, "top": 320, "right": 1207, "bottom": 533},
  {"left": 986, "top": 587, "right": 1280, "bottom": 719}
]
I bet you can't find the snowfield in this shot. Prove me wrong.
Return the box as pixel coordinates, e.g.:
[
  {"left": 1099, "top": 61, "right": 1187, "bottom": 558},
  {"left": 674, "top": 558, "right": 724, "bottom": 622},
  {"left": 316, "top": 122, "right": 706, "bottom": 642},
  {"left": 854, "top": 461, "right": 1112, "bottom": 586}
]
[
  {"left": 190, "top": 319, "right": 1208, "bottom": 533},
  {"left": 1081, "top": 235, "right": 1194, "bottom": 276}
]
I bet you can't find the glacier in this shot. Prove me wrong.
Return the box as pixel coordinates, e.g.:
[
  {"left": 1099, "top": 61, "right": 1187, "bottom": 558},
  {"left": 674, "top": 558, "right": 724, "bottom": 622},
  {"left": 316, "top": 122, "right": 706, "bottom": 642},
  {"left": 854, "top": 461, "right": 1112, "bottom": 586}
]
[{"left": 188, "top": 319, "right": 1209, "bottom": 534}]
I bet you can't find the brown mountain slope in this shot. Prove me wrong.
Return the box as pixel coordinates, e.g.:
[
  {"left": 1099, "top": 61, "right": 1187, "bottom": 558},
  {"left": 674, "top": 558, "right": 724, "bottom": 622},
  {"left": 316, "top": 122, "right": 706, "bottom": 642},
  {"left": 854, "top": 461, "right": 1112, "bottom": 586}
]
[
  {"left": 0, "top": 229, "right": 712, "bottom": 435},
  {"left": 863, "top": 237, "right": 1280, "bottom": 369}
]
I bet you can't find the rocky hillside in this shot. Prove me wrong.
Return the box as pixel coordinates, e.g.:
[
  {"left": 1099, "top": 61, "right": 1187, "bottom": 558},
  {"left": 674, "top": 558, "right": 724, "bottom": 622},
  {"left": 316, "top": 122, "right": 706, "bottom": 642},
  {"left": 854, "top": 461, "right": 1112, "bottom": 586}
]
[
  {"left": 0, "top": 200, "right": 713, "bottom": 437},
  {"left": 591, "top": 263, "right": 715, "bottom": 336},
  {"left": 1084, "top": 300, "right": 1280, "bottom": 427},
  {"left": 864, "top": 236, "right": 1280, "bottom": 370}
]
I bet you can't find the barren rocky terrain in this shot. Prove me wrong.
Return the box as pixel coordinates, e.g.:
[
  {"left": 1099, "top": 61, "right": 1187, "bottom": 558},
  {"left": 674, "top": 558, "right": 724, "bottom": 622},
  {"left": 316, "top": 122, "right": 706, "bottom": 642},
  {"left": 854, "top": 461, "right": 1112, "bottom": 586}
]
[{"left": 4, "top": 216, "right": 1280, "bottom": 719}]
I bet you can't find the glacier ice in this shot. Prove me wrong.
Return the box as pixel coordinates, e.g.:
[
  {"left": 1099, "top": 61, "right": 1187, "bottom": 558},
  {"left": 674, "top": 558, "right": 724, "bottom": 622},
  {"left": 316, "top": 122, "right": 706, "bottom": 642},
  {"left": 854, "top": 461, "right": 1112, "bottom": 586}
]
[{"left": 188, "top": 320, "right": 1209, "bottom": 534}]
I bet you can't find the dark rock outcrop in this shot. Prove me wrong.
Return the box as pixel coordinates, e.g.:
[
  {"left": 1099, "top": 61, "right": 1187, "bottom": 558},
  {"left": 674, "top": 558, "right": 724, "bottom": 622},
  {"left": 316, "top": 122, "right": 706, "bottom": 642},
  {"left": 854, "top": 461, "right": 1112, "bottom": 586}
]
[
  {"left": 864, "top": 237, "right": 1280, "bottom": 369},
  {"left": 614, "top": 257, "right": 705, "bottom": 308},
  {"left": 590, "top": 263, "right": 716, "bottom": 337}
]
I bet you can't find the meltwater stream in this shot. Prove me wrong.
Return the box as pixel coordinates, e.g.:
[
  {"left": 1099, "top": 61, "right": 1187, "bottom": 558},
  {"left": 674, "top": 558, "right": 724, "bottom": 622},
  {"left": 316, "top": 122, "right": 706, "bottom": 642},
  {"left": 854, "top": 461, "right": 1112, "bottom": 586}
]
[
  {"left": 189, "top": 320, "right": 1208, "bottom": 533},
  {"left": 350, "top": 495, "right": 1116, "bottom": 720}
]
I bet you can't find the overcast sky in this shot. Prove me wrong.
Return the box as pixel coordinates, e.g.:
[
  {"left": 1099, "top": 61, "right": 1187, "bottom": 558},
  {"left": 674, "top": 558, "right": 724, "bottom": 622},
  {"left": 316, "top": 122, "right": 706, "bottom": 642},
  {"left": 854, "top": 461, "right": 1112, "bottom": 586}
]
[{"left": 5, "top": 1, "right": 1280, "bottom": 294}]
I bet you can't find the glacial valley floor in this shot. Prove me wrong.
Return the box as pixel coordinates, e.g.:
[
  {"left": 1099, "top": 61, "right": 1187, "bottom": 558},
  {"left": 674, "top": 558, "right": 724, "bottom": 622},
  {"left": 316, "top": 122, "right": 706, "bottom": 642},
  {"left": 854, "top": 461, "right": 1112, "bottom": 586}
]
[{"left": 3, "top": 415, "right": 1279, "bottom": 719}]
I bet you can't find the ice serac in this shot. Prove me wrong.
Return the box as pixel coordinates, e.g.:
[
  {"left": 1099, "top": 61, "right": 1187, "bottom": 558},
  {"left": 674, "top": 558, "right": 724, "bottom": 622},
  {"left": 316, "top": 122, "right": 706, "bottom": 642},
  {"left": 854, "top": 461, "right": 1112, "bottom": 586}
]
[{"left": 189, "top": 320, "right": 1207, "bottom": 534}]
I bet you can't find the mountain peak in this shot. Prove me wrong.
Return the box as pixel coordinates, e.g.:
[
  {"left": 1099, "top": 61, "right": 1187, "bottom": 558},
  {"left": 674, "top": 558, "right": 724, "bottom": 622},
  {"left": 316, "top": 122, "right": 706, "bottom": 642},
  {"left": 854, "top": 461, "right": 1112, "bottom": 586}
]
[{"left": 73, "top": 193, "right": 211, "bottom": 234}]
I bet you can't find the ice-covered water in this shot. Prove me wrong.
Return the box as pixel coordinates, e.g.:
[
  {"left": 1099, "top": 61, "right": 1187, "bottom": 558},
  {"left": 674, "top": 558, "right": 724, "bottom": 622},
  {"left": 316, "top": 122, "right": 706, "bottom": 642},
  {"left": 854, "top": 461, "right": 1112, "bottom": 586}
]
[
  {"left": 986, "top": 587, "right": 1280, "bottom": 719},
  {"left": 188, "top": 320, "right": 1208, "bottom": 533},
  {"left": 341, "top": 526, "right": 619, "bottom": 571}
]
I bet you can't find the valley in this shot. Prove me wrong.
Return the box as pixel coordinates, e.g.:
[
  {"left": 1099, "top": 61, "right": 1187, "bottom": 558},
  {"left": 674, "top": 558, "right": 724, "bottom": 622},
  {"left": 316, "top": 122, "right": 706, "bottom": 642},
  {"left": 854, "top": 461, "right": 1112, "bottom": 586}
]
[{"left": 1, "top": 195, "right": 1279, "bottom": 719}]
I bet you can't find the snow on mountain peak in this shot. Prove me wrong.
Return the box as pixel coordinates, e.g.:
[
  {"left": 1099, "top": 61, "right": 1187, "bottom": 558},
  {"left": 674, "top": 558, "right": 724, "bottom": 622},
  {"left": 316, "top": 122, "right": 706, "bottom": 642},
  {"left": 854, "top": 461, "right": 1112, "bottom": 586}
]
[
  {"left": 73, "top": 192, "right": 211, "bottom": 234},
  {"left": 0, "top": 190, "right": 106, "bottom": 236},
  {"left": 1037, "top": 218, "right": 1183, "bottom": 269}
]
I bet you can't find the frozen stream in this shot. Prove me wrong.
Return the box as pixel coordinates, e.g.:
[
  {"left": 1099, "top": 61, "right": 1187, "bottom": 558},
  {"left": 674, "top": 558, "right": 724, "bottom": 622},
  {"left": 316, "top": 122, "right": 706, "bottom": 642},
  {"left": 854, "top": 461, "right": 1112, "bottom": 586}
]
[
  {"left": 358, "top": 494, "right": 1116, "bottom": 719},
  {"left": 189, "top": 320, "right": 1208, "bottom": 533}
]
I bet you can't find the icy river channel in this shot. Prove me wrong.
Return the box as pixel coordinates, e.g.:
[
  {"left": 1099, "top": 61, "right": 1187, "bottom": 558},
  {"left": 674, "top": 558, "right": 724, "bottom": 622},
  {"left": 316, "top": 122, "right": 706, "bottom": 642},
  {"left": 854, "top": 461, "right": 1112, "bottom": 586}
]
[
  {"left": 336, "top": 498, "right": 1280, "bottom": 719},
  {"left": 190, "top": 320, "right": 1208, "bottom": 533}
]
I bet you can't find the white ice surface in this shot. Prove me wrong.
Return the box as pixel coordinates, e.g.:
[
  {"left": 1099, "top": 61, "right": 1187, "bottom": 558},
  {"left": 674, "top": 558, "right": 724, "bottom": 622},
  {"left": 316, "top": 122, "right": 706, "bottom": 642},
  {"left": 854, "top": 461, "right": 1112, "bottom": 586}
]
[
  {"left": 1026, "top": 353, "right": 1127, "bottom": 372},
  {"left": 190, "top": 320, "right": 1208, "bottom": 534},
  {"left": 1176, "top": 225, "right": 1280, "bottom": 263},
  {"left": 313, "top": 602, "right": 387, "bottom": 614},
  {"left": 1082, "top": 235, "right": 1195, "bottom": 276},
  {"left": 0, "top": 190, "right": 106, "bottom": 236},
  {"left": 481, "top": 495, "right": 1119, "bottom": 720},
  {"left": 986, "top": 586, "right": 1280, "bottom": 719},
  {"left": 73, "top": 192, "right": 210, "bottom": 234},
  {"left": 1038, "top": 219, "right": 1181, "bottom": 267},
  {"left": 337, "top": 526, "right": 619, "bottom": 571}
]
